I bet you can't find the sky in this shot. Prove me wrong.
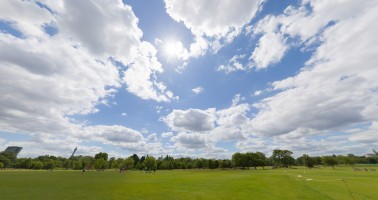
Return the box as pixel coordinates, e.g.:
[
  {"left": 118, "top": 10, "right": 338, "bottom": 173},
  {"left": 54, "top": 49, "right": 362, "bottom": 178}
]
[{"left": 0, "top": 0, "right": 377, "bottom": 159}]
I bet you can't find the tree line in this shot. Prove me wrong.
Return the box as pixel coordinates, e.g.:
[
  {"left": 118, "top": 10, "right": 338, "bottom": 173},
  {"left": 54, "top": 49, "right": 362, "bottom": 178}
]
[{"left": 0, "top": 149, "right": 377, "bottom": 170}]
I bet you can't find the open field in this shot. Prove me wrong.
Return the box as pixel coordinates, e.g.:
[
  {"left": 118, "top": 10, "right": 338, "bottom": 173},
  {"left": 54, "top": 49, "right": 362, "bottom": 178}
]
[{"left": 1, "top": 166, "right": 377, "bottom": 200}]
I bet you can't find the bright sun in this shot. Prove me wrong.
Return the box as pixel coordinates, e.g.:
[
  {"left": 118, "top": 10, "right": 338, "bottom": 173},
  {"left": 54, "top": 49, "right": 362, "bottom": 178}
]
[{"left": 163, "top": 40, "right": 182, "bottom": 60}]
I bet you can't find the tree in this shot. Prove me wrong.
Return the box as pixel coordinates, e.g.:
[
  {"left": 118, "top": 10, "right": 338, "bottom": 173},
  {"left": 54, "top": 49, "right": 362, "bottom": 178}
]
[
  {"left": 0, "top": 155, "right": 11, "bottom": 168},
  {"left": 94, "top": 158, "right": 107, "bottom": 170},
  {"left": 122, "top": 157, "right": 134, "bottom": 170},
  {"left": 108, "top": 157, "right": 117, "bottom": 169},
  {"left": 43, "top": 160, "right": 56, "bottom": 170},
  {"left": 232, "top": 152, "right": 244, "bottom": 168},
  {"left": 131, "top": 154, "right": 139, "bottom": 168},
  {"left": 143, "top": 156, "right": 156, "bottom": 171},
  {"left": 94, "top": 152, "right": 108, "bottom": 161},
  {"left": 271, "top": 149, "right": 295, "bottom": 168},
  {"left": 255, "top": 152, "right": 267, "bottom": 169},
  {"left": 300, "top": 154, "right": 315, "bottom": 168},
  {"left": 0, "top": 162, "right": 4, "bottom": 170},
  {"left": 322, "top": 156, "right": 338, "bottom": 169},
  {"left": 31, "top": 160, "right": 44, "bottom": 169}
]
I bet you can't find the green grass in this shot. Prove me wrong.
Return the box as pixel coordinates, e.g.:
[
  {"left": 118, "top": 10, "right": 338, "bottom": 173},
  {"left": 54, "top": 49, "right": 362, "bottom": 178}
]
[{"left": 1, "top": 166, "right": 377, "bottom": 199}]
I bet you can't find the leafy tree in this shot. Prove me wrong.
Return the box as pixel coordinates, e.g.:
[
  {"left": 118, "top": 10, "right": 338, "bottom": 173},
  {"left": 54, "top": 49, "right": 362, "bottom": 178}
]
[
  {"left": 94, "top": 152, "right": 108, "bottom": 161},
  {"left": 14, "top": 158, "right": 32, "bottom": 169},
  {"left": 300, "top": 154, "right": 315, "bottom": 168},
  {"left": 0, "top": 155, "right": 11, "bottom": 168},
  {"left": 139, "top": 156, "right": 146, "bottom": 164},
  {"left": 143, "top": 156, "right": 156, "bottom": 171},
  {"left": 81, "top": 156, "right": 94, "bottom": 169},
  {"left": 245, "top": 152, "right": 266, "bottom": 169},
  {"left": 108, "top": 157, "right": 117, "bottom": 169},
  {"left": 271, "top": 149, "right": 295, "bottom": 168},
  {"left": 94, "top": 158, "right": 108, "bottom": 170},
  {"left": 63, "top": 160, "right": 73, "bottom": 169},
  {"left": 73, "top": 160, "right": 83, "bottom": 170},
  {"left": 131, "top": 154, "right": 139, "bottom": 168},
  {"left": 255, "top": 152, "right": 267, "bottom": 169},
  {"left": 232, "top": 152, "right": 244, "bottom": 168},
  {"left": 0, "top": 151, "right": 17, "bottom": 163},
  {"left": 43, "top": 160, "right": 56, "bottom": 170},
  {"left": 122, "top": 157, "right": 134, "bottom": 170},
  {"left": 322, "top": 156, "right": 338, "bottom": 169},
  {"left": 219, "top": 159, "right": 232, "bottom": 169},
  {"left": 0, "top": 162, "right": 4, "bottom": 169},
  {"left": 31, "top": 160, "right": 44, "bottom": 169}
]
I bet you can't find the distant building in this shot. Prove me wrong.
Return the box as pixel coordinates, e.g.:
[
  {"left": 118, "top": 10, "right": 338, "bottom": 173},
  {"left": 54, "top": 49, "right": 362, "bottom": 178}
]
[{"left": 4, "top": 146, "right": 23, "bottom": 156}]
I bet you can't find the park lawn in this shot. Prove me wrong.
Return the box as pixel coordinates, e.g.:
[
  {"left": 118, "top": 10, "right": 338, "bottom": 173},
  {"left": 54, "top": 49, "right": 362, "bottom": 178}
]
[{"left": 0, "top": 166, "right": 377, "bottom": 200}]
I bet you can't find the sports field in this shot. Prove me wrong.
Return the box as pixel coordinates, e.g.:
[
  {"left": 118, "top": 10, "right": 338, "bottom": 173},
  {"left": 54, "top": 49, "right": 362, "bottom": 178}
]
[{"left": 1, "top": 166, "right": 377, "bottom": 200}]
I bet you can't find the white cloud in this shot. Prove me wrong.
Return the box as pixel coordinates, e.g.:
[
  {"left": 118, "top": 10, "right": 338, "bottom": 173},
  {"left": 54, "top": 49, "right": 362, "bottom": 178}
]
[
  {"left": 171, "top": 132, "right": 209, "bottom": 150},
  {"left": 165, "top": 104, "right": 250, "bottom": 150},
  {"left": 123, "top": 41, "right": 176, "bottom": 102},
  {"left": 249, "top": 0, "right": 373, "bottom": 70},
  {"left": 147, "top": 133, "right": 157, "bottom": 142},
  {"left": 250, "top": 32, "right": 287, "bottom": 69},
  {"left": 249, "top": 1, "right": 378, "bottom": 139},
  {"left": 349, "top": 122, "right": 378, "bottom": 143},
  {"left": 217, "top": 54, "right": 247, "bottom": 74},
  {"left": 165, "top": 108, "right": 216, "bottom": 132},
  {"left": 164, "top": 0, "right": 264, "bottom": 68},
  {"left": 0, "top": 0, "right": 175, "bottom": 157},
  {"left": 231, "top": 94, "right": 246, "bottom": 106},
  {"left": 192, "top": 86, "right": 204, "bottom": 94},
  {"left": 82, "top": 125, "right": 144, "bottom": 144},
  {"left": 0, "top": 0, "right": 53, "bottom": 37},
  {"left": 58, "top": 0, "right": 142, "bottom": 64},
  {"left": 161, "top": 132, "right": 174, "bottom": 138},
  {"left": 121, "top": 113, "right": 127, "bottom": 116},
  {"left": 155, "top": 106, "right": 163, "bottom": 114},
  {"left": 211, "top": 104, "right": 250, "bottom": 141},
  {"left": 165, "top": 0, "right": 263, "bottom": 37},
  {"left": 254, "top": 90, "right": 262, "bottom": 96},
  {"left": 0, "top": 33, "right": 119, "bottom": 134}
]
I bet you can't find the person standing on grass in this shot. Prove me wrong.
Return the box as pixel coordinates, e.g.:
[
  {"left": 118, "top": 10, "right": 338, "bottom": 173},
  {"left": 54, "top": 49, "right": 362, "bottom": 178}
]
[{"left": 82, "top": 167, "right": 86, "bottom": 175}]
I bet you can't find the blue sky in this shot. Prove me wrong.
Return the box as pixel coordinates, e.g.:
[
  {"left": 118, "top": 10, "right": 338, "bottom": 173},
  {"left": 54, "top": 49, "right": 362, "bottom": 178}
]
[{"left": 0, "top": 0, "right": 377, "bottom": 158}]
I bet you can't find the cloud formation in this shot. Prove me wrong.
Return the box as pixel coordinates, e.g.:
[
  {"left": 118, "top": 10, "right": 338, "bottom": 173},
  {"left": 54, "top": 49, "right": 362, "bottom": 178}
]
[
  {"left": 164, "top": 0, "right": 264, "bottom": 67},
  {"left": 250, "top": 0, "right": 378, "bottom": 137}
]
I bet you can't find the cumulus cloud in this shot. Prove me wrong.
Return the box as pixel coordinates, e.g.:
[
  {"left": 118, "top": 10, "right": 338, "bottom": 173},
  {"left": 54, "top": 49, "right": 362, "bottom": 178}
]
[
  {"left": 58, "top": 0, "right": 142, "bottom": 64},
  {"left": 249, "top": 0, "right": 378, "bottom": 139},
  {"left": 349, "top": 122, "right": 378, "bottom": 144},
  {"left": 249, "top": 0, "right": 373, "bottom": 70},
  {"left": 82, "top": 125, "right": 144, "bottom": 144},
  {"left": 0, "top": 33, "right": 119, "bottom": 134},
  {"left": 165, "top": 108, "right": 216, "bottom": 132},
  {"left": 0, "top": 0, "right": 175, "bottom": 156},
  {"left": 254, "top": 90, "right": 262, "bottom": 96},
  {"left": 231, "top": 94, "right": 246, "bottom": 106},
  {"left": 250, "top": 32, "right": 287, "bottom": 69},
  {"left": 123, "top": 41, "right": 177, "bottom": 102},
  {"left": 165, "top": 103, "right": 250, "bottom": 150},
  {"left": 0, "top": 0, "right": 53, "bottom": 37},
  {"left": 164, "top": 0, "right": 264, "bottom": 68},
  {"left": 217, "top": 54, "right": 247, "bottom": 74},
  {"left": 171, "top": 132, "right": 209, "bottom": 150},
  {"left": 161, "top": 132, "right": 174, "bottom": 138},
  {"left": 165, "top": 0, "right": 263, "bottom": 37},
  {"left": 192, "top": 86, "right": 204, "bottom": 94}
]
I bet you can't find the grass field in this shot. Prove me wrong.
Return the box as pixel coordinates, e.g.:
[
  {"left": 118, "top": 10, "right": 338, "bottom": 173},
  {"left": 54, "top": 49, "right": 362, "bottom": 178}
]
[{"left": 1, "top": 166, "right": 377, "bottom": 200}]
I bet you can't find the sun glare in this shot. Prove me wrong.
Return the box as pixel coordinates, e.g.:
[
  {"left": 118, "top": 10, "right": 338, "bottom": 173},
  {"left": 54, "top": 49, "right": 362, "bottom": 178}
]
[{"left": 163, "top": 40, "right": 182, "bottom": 60}]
